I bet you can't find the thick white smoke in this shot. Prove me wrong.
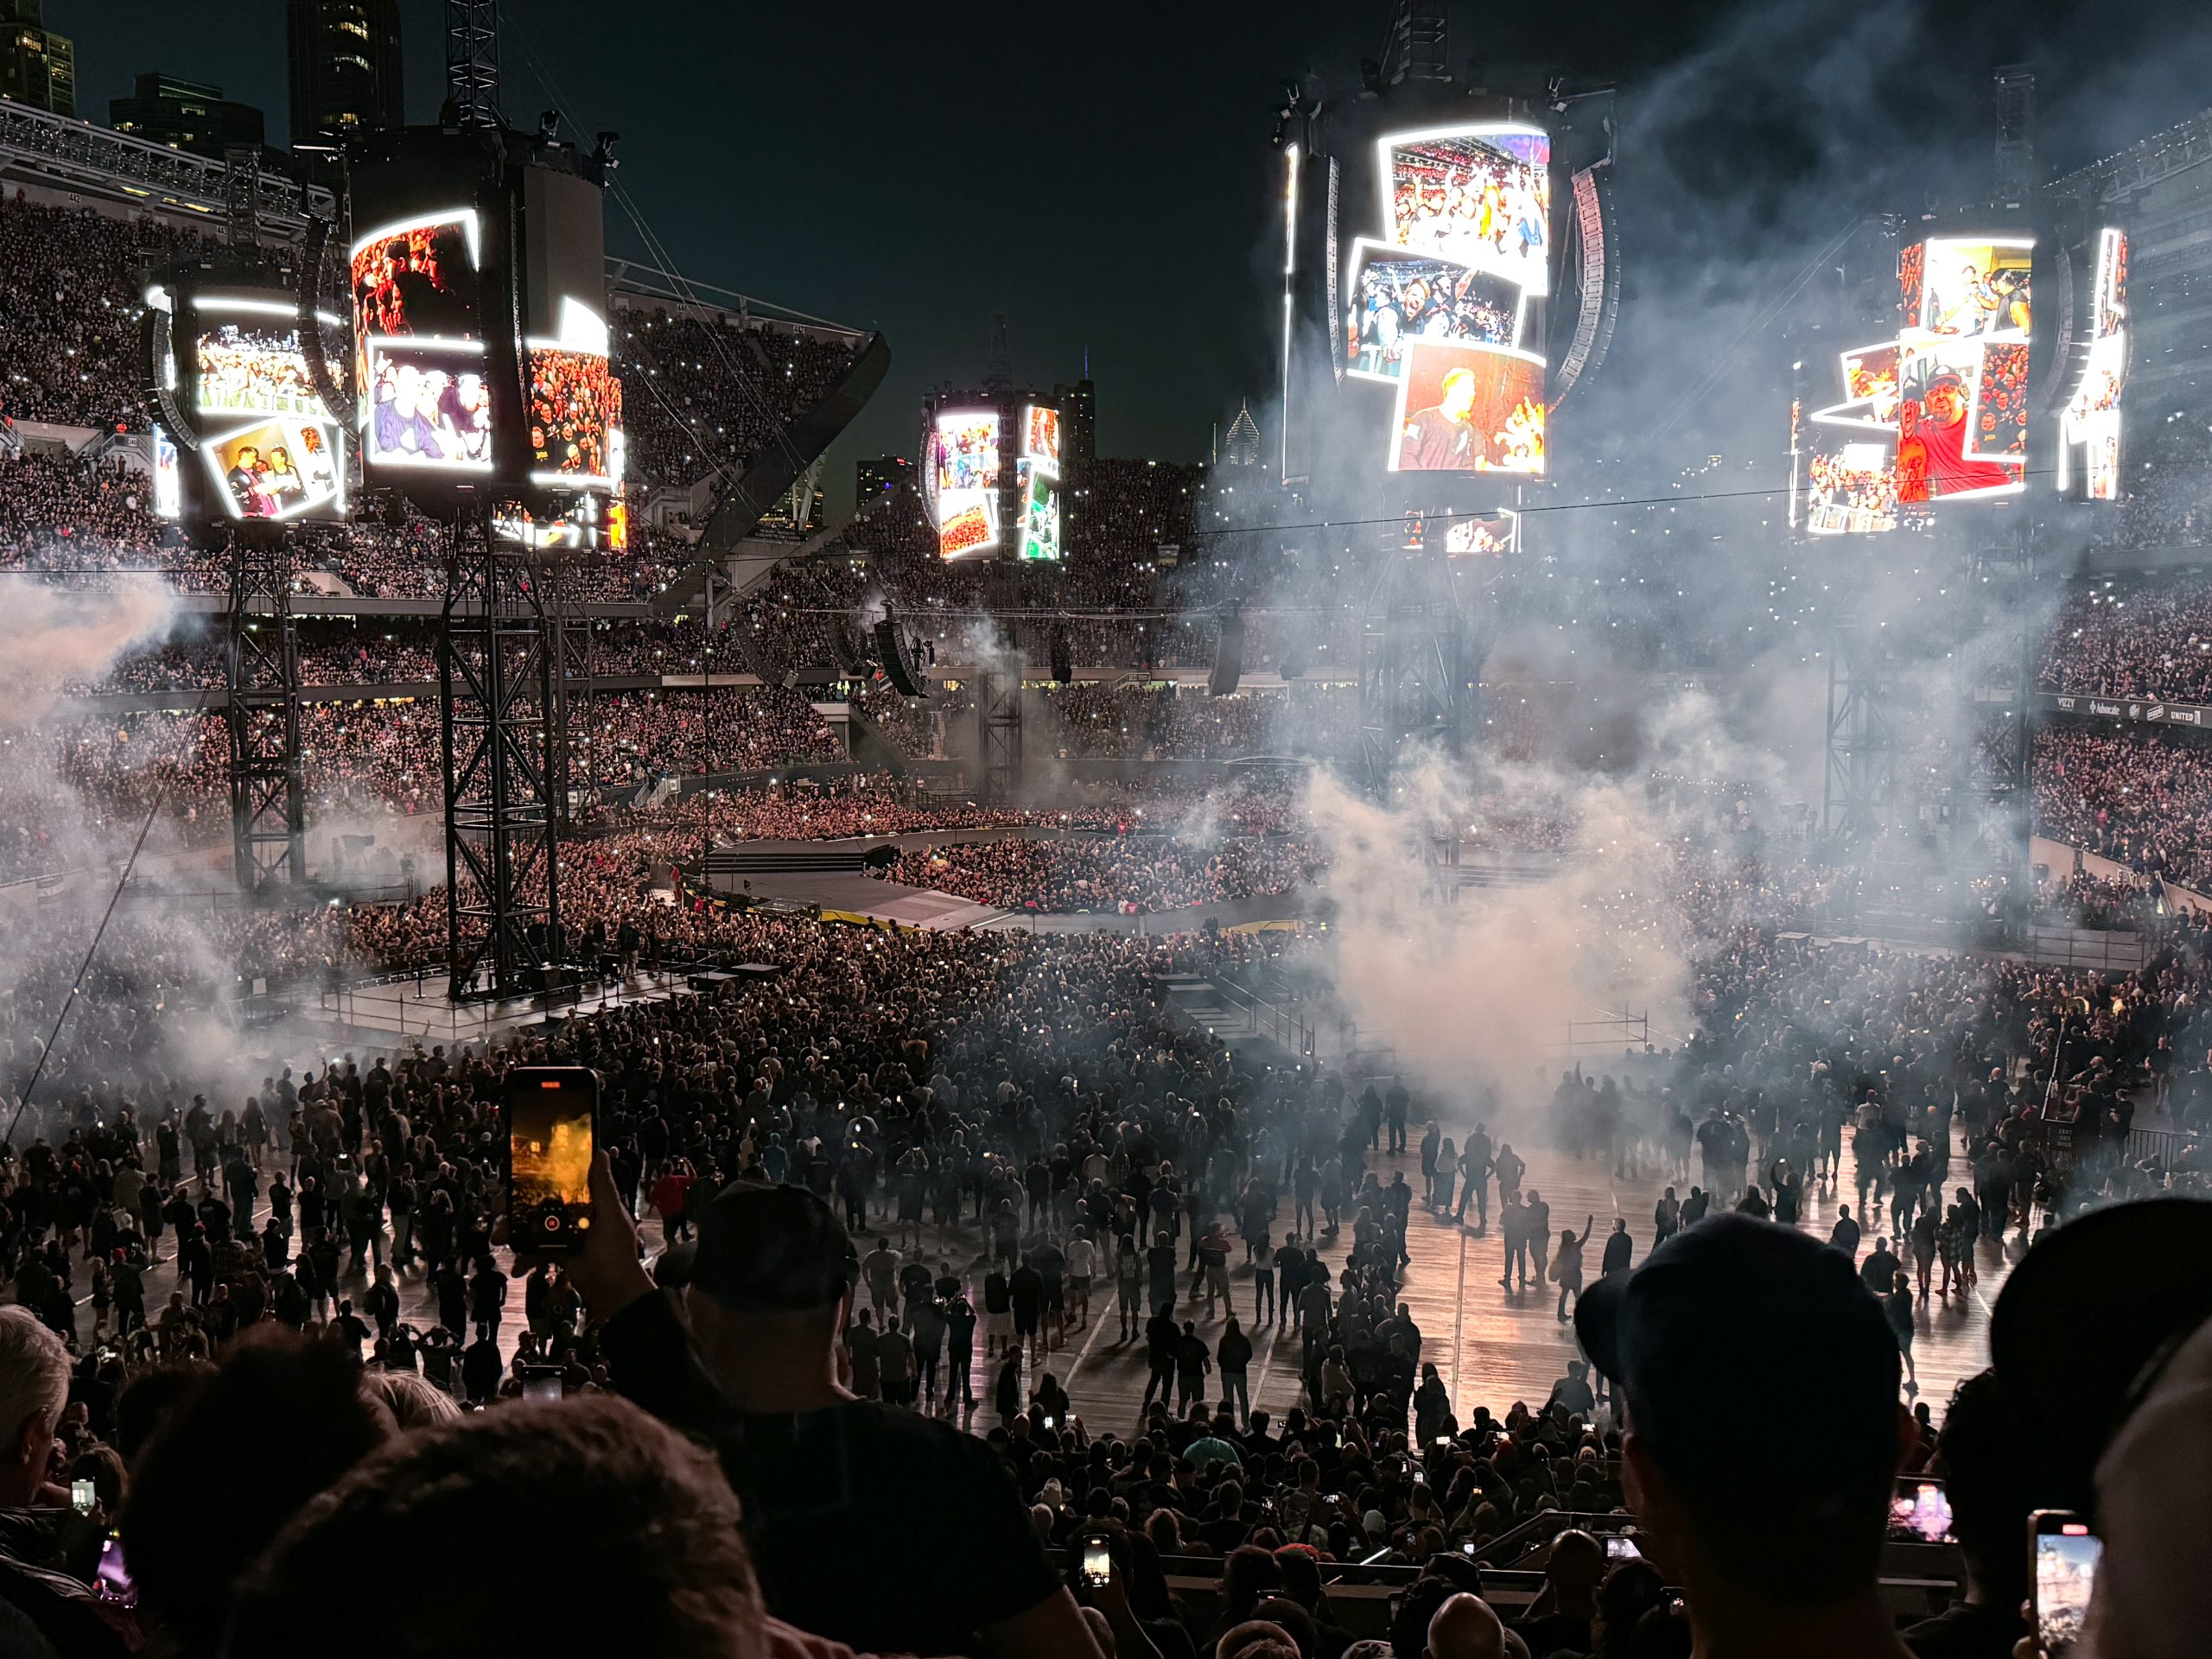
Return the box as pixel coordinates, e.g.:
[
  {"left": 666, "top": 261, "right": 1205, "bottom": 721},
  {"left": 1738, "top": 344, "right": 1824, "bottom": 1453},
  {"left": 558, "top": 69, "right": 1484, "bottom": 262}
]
[{"left": 0, "top": 575, "right": 181, "bottom": 731}]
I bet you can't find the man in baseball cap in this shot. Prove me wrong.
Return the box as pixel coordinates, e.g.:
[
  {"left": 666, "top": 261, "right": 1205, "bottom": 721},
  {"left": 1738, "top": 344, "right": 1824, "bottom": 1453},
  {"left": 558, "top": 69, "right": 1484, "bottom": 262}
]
[
  {"left": 1573, "top": 1214, "right": 1910, "bottom": 1656},
  {"left": 569, "top": 1156, "right": 1101, "bottom": 1659}
]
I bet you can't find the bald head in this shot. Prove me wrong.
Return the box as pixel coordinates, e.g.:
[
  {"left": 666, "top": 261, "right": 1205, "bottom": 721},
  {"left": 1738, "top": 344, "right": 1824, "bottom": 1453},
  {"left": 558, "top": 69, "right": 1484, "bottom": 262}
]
[{"left": 1425, "top": 1592, "right": 1504, "bottom": 1659}]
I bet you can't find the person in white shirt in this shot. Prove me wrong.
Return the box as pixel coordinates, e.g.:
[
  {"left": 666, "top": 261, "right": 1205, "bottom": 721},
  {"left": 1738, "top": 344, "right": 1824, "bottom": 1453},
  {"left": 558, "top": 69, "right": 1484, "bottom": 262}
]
[{"left": 1063, "top": 1227, "right": 1097, "bottom": 1331}]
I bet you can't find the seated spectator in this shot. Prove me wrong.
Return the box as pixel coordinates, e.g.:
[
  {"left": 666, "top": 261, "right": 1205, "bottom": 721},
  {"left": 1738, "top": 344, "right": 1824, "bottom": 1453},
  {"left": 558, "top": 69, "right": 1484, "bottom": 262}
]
[
  {"left": 1896, "top": 1369, "right": 2034, "bottom": 1659},
  {"left": 1425, "top": 1593, "right": 1505, "bottom": 1659},
  {"left": 1990, "top": 1198, "right": 2212, "bottom": 1659},
  {"left": 1514, "top": 1528, "right": 1604, "bottom": 1656}
]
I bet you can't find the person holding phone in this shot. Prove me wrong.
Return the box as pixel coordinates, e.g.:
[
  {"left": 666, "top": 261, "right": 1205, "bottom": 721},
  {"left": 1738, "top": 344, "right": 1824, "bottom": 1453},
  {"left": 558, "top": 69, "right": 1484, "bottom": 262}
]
[
  {"left": 569, "top": 1159, "right": 1103, "bottom": 1659},
  {"left": 1990, "top": 1198, "right": 2212, "bottom": 1659}
]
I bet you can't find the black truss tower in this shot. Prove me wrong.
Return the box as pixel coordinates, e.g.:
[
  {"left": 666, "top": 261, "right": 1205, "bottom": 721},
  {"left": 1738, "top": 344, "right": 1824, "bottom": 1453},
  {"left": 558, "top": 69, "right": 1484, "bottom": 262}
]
[
  {"left": 443, "top": 0, "right": 501, "bottom": 129},
  {"left": 439, "top": 507, "right": 563, "bottom": 1001},
  {"left": 226, "top": 527, "right": 306, "bottom": 893},
  {"left": 1820, "top": 618, "right": 1897, "bottom": 851},
  {"left": 976, "top": 668, "right": 1023, "bottom": 806},
  {"left": 1357, "top": 545, "right": 1483, "bottom": 798},
  {"left": 546, "top": 566, "right": 594, "bottom": 829}
]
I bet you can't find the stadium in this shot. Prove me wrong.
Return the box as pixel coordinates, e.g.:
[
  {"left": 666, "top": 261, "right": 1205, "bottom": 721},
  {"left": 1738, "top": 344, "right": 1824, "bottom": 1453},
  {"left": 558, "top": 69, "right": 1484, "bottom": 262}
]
[{"left": 0, "top": 2, "right": 2202, "bottom": 1657}]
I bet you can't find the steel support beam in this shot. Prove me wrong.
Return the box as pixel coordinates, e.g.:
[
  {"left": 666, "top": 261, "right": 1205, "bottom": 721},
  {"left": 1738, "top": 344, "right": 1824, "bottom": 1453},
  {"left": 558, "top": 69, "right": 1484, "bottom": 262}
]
[
  {"left": 440, "top": 506, "right": 563, "bottom": 1001},
  {"left": 226, "top": 528, "right": 305, "bottom": 892}
]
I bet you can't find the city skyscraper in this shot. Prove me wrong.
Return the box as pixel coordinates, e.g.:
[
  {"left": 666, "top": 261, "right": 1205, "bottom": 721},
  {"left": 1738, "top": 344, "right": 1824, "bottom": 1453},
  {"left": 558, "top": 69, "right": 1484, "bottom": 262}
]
[
  {"left": 856, "top": 455, "right": 914, "bottom": 507},
  {"left": 286, "top": 0, "right": 403, "bottom": 149},
  {"left": 1222, "top": 401, "right": 1262, "bottom": 467},
  {"left": 0, "top": 0, "right": 73, "bottom": 118},
  {"left": 111, "top": 73, "right": 265, "bottom": 161}
]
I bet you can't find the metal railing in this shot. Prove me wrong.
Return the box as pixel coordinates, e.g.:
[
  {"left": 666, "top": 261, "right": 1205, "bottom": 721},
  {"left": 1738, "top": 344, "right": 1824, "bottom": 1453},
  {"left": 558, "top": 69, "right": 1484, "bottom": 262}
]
[
  {"left": 0, "top": 95, "right": 333, "bottom": 228},
  {"left": 2024, "top": 925, "right": 2145, "bottom": 972},
  {"left": 1207, "top": 976, "right": 1318, "bottom": 1054},
  {"left": 1564, "top": 1009, "right": 1650, "bottom": 1056}
]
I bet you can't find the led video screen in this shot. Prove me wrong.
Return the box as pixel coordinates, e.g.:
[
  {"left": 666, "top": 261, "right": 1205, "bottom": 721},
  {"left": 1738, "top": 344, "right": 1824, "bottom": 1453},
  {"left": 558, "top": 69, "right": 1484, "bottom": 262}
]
[
  {"left": 201, "top": 418, "right": 345, "bottom": 522},
  {"left": 1017, "top": 461, "right": 1061, "bottom": 562},
  {"left": 1917, "top": 238, "right": 2032, "bottom": 338},
  {"left": 364, "top": 339, "right": 493, "bottom": 474},
  {"left": 1896, "top": 335, "right": 2022, "bottom": 502},
  {"left": 151, "top": 429, "right": 181, "bottom": 521},
  {"left": 935, "top": 410, "right": 999, "bottom": 493},
  {"left": 193, "top": 308, "right": 327, "bottom": 421},
  {"left": 1444, "top": 509, "right": 1520, "bottom": 556},
  {"left": 1021, "top": 404, "right": 1061, "bottom": 468},
  {"left": 494, "top": 492, "right": 624, "bottom": 552},
  {"left": 349, "top": 209, "right": 481, "bottom": 342},
  {"left": 1827, "top": 342, "right": 1902, "bottom": 430},
  {"left": 934, "top": 410, "right": 1001, "bottom": 557},
  {"left": 350, "top": 207, "right": 485, "bottom": 465},
  {"left": 1380, "top": 124, "right": 1551, "bottom": 295},
  {"left": 1344, "top": 238, "right": 1522, "bottom": 381},
  {"left": 2059, "top": 228, "right": 2130, "bottom": 502},
  {"left": 528, "top": 346, "right": 619, "bottom": 489},
  {"left": 1389, "top": 340, "right": 1546, "bottom": 474},
  {"left": 1805, "top": 434, "right": 1900, "bottom": 536},
  {"left": 938, "top": 493, "right": 997, "bottom": 558}
]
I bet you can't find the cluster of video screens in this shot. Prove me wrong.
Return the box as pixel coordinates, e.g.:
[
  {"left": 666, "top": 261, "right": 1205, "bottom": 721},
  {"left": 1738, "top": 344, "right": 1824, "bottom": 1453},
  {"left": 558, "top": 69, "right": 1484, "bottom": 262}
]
[
  {"left": 1351, "top": 124, "right": 1551, "bottom": 477},
  {"left": 188, "top": 295, "right": 347, "bottom": 524},
  {"left": 2058, "top": 229, "right": 2129, "bottom": 503},
  {"left": 930, "top": 403, "right": 1062, "bottom": 560},
  {"left": 348, "top": 205, "right": 627, "bottom": 526},
  {"left": 1802, "top": 236, "right": 2032, "bottom": 535}
]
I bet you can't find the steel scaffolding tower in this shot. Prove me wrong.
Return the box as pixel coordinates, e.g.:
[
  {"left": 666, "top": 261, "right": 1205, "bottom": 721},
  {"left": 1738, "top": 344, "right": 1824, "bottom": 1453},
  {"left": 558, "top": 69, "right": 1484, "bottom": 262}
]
[
  {"left": 226, "top": 527, "right": 305, "bottom": 893},
  {"left": 1820, "top": 619, "right": 1897, "bottom": 851},
  {"left": 444, "top": 0, "right": 501, "bottom": 129},
  {"left": 439, "top": 507, "right": 563, "bottom": 1001},
  {"left": 546, "top": 565, "right": 594, "bottom": 829},
  {"left": 1357, "top": 544, "right": 1481, "bottom": 798},
  {"left": 976, "top": 667, "right": 1023, "bottom": 806}
]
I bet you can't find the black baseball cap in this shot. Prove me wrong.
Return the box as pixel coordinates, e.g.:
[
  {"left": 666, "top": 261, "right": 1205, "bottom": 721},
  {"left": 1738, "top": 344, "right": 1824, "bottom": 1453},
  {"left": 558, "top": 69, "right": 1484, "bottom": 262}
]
[
  {"left": 1575, "top": 1215, "right": 1898, "bottom": 1498},
  {"left": 689, "top": 1181, "right": 859, "bottom": 1313},
  {"left": 1990, "top": 1198, "right": 2212, "bottom": 1488}
]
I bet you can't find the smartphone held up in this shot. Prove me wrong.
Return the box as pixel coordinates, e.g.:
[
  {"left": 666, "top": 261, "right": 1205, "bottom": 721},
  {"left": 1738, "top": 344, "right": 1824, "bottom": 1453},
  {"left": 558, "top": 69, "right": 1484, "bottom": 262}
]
[
  {"left": 505, "top": 1067, "right": 599, "bottom": 1256},
  {"left": 2030, "top": 1510, "right": 2101, "bottom": 1659}
]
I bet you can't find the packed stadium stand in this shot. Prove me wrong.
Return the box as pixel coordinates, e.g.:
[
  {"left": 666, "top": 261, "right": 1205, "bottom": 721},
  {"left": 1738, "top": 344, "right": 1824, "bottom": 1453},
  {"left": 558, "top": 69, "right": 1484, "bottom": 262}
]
[{"left": 2, "top": 60, "right": 2212, "bottom": 1659}]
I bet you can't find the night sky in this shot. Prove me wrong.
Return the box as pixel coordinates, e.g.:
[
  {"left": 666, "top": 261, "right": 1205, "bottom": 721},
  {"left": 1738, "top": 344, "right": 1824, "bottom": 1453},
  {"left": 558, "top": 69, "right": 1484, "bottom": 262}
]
[{"left": 51, "top": 1, "right": 2212, "bottom": 513}]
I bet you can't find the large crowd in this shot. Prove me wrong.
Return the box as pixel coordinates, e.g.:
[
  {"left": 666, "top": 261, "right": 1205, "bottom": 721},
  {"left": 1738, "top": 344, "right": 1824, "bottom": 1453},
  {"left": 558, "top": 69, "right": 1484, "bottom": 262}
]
[
  {"left": 2039, "top": 582, "right": 2212, "bottom": 702},
  {"left": 613, "top": 307, "right": 863, "bottom": 493},
  {"left": 878, "top": 832, "right": 1322, "bottom": 913},
  {"left": 2032, "top": 723, "right": 2212, "bottom": 887},
  {"left": 0, "top": 802, "right": 2197, "bottom": 1657}
]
